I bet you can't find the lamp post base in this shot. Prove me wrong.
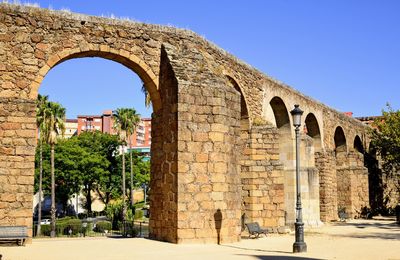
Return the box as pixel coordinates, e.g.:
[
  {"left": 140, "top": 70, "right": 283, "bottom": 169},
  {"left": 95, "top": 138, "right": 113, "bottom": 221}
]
[{"left": 293, "top": 242, "right": 307, "bottom": 253}]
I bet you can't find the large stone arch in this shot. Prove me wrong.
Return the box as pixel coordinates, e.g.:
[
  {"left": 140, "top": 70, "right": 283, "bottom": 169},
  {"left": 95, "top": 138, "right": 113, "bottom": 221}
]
[
  {"left": 269, "top": 97, "right": 296, "bottom": 225},
  {"left": 334, "top": 126, "right": 350, "bottom": 216},
  {"left": 300, "top": 112, "right": 321, "bottom": 226},
  {"left": 224, "top": 75, "right": 251, "bottom": 231},
  {"left": 366, "top": 142, "right": 383, "bottom": 211},
  {"left": 29, "top": 47, "right": 161, "bottom": 112}
]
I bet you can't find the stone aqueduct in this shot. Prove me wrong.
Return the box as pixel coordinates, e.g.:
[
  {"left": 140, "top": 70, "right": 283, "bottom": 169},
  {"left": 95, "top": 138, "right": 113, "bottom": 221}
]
[{"left": 0, "top": 4, "right": 372, "bottom": 243}]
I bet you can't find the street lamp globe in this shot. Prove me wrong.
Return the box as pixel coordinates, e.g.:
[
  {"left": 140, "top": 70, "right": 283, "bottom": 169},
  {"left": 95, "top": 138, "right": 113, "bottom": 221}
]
[{"left": 290, "top": 104, "right": 303, "bottom": 127}]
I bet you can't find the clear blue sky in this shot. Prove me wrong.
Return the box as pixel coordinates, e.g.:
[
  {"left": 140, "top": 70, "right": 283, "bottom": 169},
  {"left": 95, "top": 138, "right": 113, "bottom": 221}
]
[{"left": 32, "top": 0, "right": 400, "bottom": 118}]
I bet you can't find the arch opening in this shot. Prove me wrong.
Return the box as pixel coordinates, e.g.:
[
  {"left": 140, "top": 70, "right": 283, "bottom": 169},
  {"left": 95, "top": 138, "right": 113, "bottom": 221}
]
[
  {"left": 226, "top": 76, "right": 250, "bottom": 130},
  {"left": 269, "top": 97, "right": 290, "bottom": 131},
  {"left": 33, "top": 50, "right": 162, "bottom": 238},
  {"left": 32, "top": 49, "right": 161, "bottom": 112},
  {"left": 305, "top": 113, "right": 322, "bottom": 150},
  {"left": 334, "top": 126, "right": 347, "bottom": 153},
  {"left": 354, "top": 135, "right": 364, "bottom": 154}
]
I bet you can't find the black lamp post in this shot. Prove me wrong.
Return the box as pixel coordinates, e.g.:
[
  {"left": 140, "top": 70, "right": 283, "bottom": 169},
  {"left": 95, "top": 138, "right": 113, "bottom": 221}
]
[{"left": 290, "top": 104, "right": 307, "bottom": 253}]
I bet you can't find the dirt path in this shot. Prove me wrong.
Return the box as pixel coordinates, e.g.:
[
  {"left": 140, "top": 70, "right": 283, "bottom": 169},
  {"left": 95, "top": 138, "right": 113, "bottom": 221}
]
[{"left": 1, "top": 218, "right": 399, "bottom": 260}]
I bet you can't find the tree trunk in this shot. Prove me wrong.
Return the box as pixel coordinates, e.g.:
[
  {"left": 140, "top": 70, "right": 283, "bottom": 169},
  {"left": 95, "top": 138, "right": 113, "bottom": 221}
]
[
  {"left": 86, "top": 184, "right": 92, "bottom": 214},
  {"left": 130, "top": 136, "right": 134, "bottom": 206},
  {"left": 122, "top": 145, "right": 126, "bottom": 226},
  {"left": 37, "top": 138, "right": 43, "bottom": 236},
  {"left": 50, "top": 143, "right": 56, "bottom": 238}
]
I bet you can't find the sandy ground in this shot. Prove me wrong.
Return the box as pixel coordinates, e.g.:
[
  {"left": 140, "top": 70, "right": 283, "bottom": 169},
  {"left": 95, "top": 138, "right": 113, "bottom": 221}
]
[{"left": 0, "top": 218, "right": 399, "bottom": 260}]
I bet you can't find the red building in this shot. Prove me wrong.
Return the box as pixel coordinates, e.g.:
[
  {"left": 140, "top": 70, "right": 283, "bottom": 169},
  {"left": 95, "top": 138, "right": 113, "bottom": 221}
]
[{"left": 76, "top": 110, "right": 151, "bottom": 148}]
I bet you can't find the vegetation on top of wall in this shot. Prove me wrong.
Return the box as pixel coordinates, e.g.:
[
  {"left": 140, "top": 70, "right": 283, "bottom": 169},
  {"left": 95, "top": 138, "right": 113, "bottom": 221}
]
[{"left": 252, "top": 117, "right": 269, "bottom": 126}]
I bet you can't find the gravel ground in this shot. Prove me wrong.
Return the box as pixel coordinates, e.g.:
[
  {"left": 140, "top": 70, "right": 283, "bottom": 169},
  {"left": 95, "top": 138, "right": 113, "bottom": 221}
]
[{"left": 1, "top": 218, "right": 399, "bottom": 260}]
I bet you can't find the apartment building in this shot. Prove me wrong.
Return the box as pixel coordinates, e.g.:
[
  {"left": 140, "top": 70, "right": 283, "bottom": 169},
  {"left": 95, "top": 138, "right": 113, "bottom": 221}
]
[
  {"left": 64, "top": 119, "right": 78, "bottom": 138},
  {"left": 71, "top": 110, "right": 151, "bottom": 158}
]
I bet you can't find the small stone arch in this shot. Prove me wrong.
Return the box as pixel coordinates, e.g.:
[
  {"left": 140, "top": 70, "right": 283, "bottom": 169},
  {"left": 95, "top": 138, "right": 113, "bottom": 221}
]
[
  {"left": 226, "top": 75, "right": 250, "bottom": 129},
  {"left": 29, "top": 46, "right": 161, "bottom": 112},
  {"left": 354, "top": 135, "right": 364, "bottom": 153},
  {"left": 334, "top": 126, "right": 347, "bottom": 153},
  {"left": 305, "top": 113, "right": 322, "bottom": 150},
  {"left": 269, "top": 96, "right": 291, "bottom": 131}
]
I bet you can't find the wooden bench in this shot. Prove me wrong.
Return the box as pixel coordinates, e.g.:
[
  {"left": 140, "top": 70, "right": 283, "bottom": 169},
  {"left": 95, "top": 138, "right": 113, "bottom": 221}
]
[
  {"left": 0, "top": 226, "right": 28, "bottom": 246},
  {"left": 245, "top": 222, "right": 267, "bottom": 238}
]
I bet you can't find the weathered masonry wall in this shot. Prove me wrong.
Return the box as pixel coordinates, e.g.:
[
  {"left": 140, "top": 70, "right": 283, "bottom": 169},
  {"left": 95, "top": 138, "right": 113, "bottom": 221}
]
[
  {"left": 149, "top": 47, "right": 178, "bottom": 242},
  {"left": 337, "top": 151, "right": 369, "bottom": 218},
  {"left": 241, "top": 126, "right": 285, "bottom": 229},
  {"left": 0, "top": 98, "right": 36, "bottom": 237},
  {"left": 0, "top": 3, "right": 374, "bottom": 244},
  {"left": 315, "top": 151, "right": 338, "bottom": 222}
]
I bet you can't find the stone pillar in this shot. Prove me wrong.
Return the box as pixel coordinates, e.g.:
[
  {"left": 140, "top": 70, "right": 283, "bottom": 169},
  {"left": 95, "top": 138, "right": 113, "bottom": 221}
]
[
  {"left": 241, "top": 125, "right": 285, "bottom": 229},
  {"left": 347, "top": 151, "right": 369, "bottom": 218},
  {"left": 336, "top": 149, "right": 369, "bottom": 218},
  {"left": 284, "top": 135, "right": 321, "bottom": 227},
  {"left": 299, "top": 135, "right": 321, "bottom": 227},
  {"left": 315, "top": 150, "right": 338, "bottom": 222},
  {"left": 0, "top": 97, "right": 36, "bottom": 240},
  {"left": 149, "top": 46, "right": 179, "bottom": 242},
  {"left": 151, "top": 44, "right": 242, "bottom": 243}
]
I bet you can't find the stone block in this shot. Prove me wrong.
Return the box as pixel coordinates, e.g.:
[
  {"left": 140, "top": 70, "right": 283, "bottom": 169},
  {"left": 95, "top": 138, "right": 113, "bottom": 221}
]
[
  {"left": 177, "top": 229, "right": 196, "bottom": 239},
  {"left": 196, "top": 153, "right": 208, "bottom": 162},
  {"left": 211, "top": 192, "right": 224, "bottom": 201},
  {"left": 214, "top": 162, "right": 227, "bottom": 173},
  {"left": 209, "top": 132, "right": 224, "bottom": 142},
  {"left": 211, "top": 173, "right": 225, "bottom": 183}
]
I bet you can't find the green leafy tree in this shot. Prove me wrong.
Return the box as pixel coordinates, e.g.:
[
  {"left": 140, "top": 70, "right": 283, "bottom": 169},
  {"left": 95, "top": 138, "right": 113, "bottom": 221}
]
[
  {"left": 115, "top": 151, "right": 150, "bottom": 190},
  {"left": 75, "top": 131, "right": 120, "bottom": 212},
  {"left": 370, "top": 104, "right": 400, "bottom": 205},
  {"left": 35, "top": 131, "right": 122, "bottom": 216}
]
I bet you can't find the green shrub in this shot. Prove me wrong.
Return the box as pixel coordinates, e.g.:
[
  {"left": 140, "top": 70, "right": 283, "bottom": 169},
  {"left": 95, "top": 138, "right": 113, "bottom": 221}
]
[
  {"left": 40, "top": 224, "right": 51, "bottom": 236},
  {"left": 121, "top": 222, "right": 138, "bottom": 237},
  {"left": 95, "top": 221, "right": 112, "bottom": 233},
  {"left": 67, "top": 219, "right": 82, "bottom": 235},
  {"left": 55, "top": 217, "right": 82, "bottom": 236},
  {"left": 134, "top": 210, "right": 144, "bottom": 220}
]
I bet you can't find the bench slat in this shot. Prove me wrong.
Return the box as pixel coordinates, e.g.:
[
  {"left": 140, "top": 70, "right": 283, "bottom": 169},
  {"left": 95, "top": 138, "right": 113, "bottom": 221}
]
[{"left": 0, "top": 226, "right": 28, "bottom": 246}]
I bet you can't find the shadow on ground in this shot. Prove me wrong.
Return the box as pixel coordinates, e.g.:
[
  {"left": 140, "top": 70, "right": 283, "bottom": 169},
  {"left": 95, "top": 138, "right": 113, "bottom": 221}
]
[
  {"left": 330, "top": 220, "right": 400, "bottom": 240},
  {"left": 236, "top": 255, "right": 324, "bottom": 260},
  {"left": 0, "top": 241, "right": 22, "bottom": 247},
  {"left": 222, "top": 244, "right": 291, "bottom": 255}
]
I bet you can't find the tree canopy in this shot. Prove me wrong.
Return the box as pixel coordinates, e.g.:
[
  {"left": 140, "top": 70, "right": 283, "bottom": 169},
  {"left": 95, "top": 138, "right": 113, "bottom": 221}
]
[
  {"left": 35, "top": 130, "right": 150, "bottom": 214},
  {"left": 370, "top": 105, "right": 400, "bottom": 174},
  {"left": 370, "top": 104, "right": 400, "bottom": 200}
]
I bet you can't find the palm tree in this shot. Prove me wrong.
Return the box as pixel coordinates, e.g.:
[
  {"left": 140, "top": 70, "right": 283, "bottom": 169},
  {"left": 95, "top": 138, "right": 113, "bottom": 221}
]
[
  {"left": 35, "top": 94, "right": 49, "bottom": 236},
  {"left": 141, "top": 83, "right": 152, "bottom": 108},
  {"left": 125, "top": 110, "right": 140, "bottom": 207},
  {"left": 113, "top": 108, "right": 140, "bottom": 231},
  {"left": 42, "top": 101, "right": 66, "bottom": 238}
]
